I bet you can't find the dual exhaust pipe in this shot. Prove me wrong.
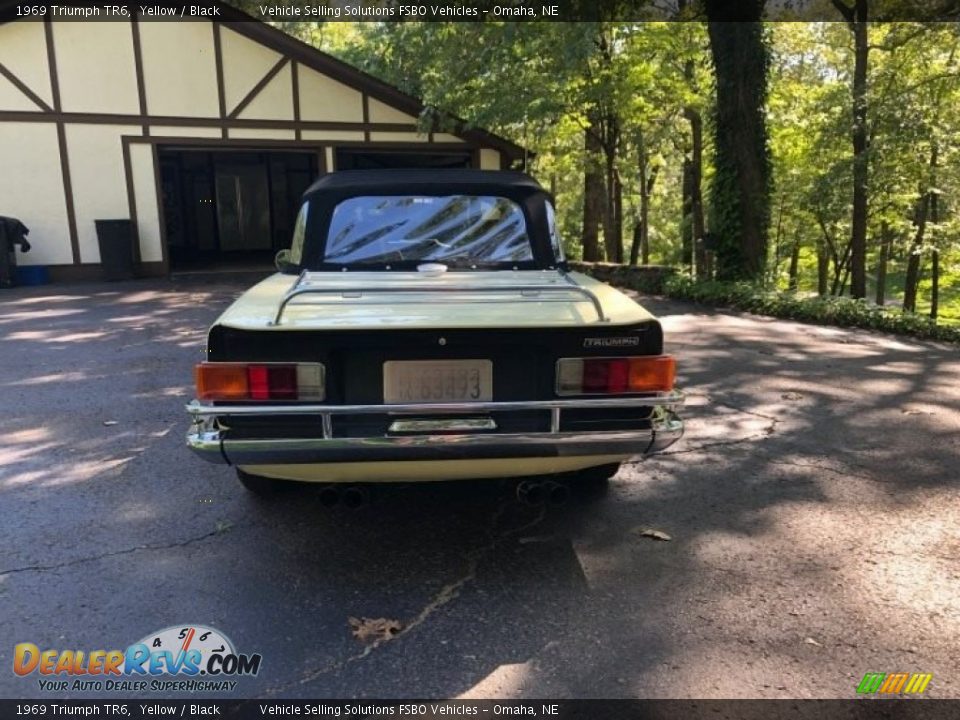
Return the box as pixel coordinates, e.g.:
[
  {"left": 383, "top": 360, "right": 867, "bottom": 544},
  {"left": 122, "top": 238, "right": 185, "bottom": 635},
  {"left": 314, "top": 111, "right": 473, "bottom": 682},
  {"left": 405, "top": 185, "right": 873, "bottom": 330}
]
[
  {"left": 318, "top": 484, "right": 369, "bottom": 509},
  {"left": 516, "top": 479, "right": 570, "bottom": 507}
]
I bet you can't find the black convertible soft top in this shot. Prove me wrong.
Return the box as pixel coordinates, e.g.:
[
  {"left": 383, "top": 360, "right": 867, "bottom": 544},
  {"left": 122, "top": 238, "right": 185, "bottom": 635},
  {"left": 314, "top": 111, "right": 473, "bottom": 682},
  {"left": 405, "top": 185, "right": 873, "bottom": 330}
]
[
  {"left": 302, "top": 169, "right": 545, "bottom": 199},
  {"left": 293, "top": 169, "right": 562, "bottom": 272}
]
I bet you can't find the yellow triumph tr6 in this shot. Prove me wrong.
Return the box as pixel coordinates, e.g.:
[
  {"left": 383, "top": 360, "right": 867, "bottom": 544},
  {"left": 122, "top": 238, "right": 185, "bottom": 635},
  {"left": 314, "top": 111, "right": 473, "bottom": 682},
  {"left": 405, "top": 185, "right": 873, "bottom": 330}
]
[{"left": 186, "top": 169, "right": 684, "bottom": 502}]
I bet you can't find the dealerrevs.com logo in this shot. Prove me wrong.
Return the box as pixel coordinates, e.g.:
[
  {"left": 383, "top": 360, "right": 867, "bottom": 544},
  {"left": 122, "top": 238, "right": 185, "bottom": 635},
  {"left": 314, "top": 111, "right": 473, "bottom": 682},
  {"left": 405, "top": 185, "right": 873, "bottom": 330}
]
[{"left": 14, "top": 625, "right": 262, "bottom": 693}]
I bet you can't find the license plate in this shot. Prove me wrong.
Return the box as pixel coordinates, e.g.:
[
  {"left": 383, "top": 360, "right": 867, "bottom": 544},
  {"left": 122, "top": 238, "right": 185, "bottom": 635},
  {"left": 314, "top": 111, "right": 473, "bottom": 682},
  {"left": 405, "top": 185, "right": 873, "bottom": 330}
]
[{"left": 383, "top": 360, "right": 493, "bottom": 404}]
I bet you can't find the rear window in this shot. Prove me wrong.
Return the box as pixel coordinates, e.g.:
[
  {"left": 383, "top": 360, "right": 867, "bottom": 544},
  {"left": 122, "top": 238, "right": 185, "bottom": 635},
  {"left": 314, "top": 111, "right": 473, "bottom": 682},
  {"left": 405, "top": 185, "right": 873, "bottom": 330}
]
[{"left": 323, "top": 195, "right": 534, "bottom": 267}]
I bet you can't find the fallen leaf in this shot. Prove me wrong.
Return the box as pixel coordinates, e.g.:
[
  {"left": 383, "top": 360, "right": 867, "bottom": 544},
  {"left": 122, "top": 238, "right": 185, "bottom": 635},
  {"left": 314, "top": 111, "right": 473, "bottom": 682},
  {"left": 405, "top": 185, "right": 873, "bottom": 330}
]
[
  {"left": 804, "top": 637, "right": 822, "bottom": 647},
  {"left": 102, "top": 420, "right": 118, "bottom": 426},
  {"left": 632, "top": 527, "right": 672, "bottom": 542},
  {"left": 901, "top": 409, "right": 933, "bottom": 416},
  {"left": 781, "top": 392, "right": 804, "bottom": 401},
  {"left": 348, "top": 616, "right": 402, "bottom": 644}
]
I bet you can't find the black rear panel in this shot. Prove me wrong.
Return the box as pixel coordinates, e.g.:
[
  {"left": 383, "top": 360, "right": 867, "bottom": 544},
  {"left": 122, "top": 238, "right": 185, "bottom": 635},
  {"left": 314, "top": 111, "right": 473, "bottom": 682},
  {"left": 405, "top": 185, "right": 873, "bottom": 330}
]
[{"left": 207, "top": 322, "right": 664, "bottom": 404}]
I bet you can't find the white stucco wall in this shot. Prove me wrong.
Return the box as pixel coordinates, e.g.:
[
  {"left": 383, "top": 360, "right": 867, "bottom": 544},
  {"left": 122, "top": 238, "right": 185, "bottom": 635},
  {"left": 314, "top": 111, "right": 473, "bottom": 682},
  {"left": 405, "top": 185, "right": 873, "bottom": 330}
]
[
  {"left": 65, "top": 124, "right": 140, "bottom": 263},
  {"left": 226, "top": 128, "right": 296, "bottom": 140},
  {"left": 237, "top": 64, "right": 293, "bottom": 121},
  {"left": 369, "top": 132, "right": 429, "bottom": 143},
  {"left": 54, "top": 22, "right": 139, "bottom": 115},
  {"left": 129, "top": 143, "right": 162, "bottom": 264},
  {"left": 0, "top": 21, "right": 52, "bottom": 108},
  {"left": 368, "top": 97, "right": 417, "bottom": 124},
  {"left": 150, "top": 125, "right": 222, "bottom": 138},
  {"left": 0, "top": 74, "right": 40, "bottom": 111},
  {"left": 298, "top": 67, "right": 363, "bottom": 123},
  {"left": 301, "top": 130, "right": 364, "bottom": 142},
  {"left": 0, "top": 122, "right": 72, "bottom": 265},
  {"left": 139, "top": 21, "right": 219, "bottom": 117},
  {"left": 220, "top": 26, "right": 283, "bottom": 113}
]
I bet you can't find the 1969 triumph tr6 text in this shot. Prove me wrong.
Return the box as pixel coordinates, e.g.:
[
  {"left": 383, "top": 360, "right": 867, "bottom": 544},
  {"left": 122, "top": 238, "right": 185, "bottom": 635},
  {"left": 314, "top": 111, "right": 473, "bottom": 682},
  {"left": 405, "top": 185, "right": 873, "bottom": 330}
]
[{"left": 186, "top": 169, "right": 684, "bottom": 496}]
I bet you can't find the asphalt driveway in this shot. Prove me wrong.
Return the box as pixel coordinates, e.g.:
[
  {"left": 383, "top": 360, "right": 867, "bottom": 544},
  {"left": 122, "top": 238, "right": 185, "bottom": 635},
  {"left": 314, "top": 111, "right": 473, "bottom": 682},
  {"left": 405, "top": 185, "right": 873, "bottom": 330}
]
[{"left": 1, "top": 276, "right": 958, "bottom": 699}]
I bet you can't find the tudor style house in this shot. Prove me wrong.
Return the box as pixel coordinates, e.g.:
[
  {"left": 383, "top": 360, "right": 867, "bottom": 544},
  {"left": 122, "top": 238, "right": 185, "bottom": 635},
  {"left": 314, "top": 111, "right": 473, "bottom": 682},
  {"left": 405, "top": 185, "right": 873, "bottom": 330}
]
[{"left": 0, "top": 2, "right": 525, "bottom": 278}]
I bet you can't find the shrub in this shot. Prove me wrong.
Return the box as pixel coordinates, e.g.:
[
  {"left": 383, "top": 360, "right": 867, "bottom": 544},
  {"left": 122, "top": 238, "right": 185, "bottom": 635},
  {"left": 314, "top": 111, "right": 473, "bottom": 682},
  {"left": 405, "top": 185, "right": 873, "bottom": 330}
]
[{"left": 659, "top": 275, "right": 960, "bottom": 344}]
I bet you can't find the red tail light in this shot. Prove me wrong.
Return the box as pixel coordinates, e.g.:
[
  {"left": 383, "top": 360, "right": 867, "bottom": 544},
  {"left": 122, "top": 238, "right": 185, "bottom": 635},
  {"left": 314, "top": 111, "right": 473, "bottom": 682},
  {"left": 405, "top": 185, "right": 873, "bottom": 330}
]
[
  {"left": 195, "top": 363, "right": 325, "bottom": 401},
  {"left": 556, "top": 356, "right": 675, "bottom": 396}
]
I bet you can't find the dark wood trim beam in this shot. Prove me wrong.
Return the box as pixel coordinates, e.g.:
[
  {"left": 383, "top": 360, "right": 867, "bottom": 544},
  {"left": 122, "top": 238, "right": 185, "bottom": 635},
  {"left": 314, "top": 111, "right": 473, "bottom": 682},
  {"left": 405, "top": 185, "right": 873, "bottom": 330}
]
[
  {"left": 125, "top": 135, "right": 471, "bottom": 153},
  {"left": 317, "top": 145, "right": 327, "bottom": 174},
  {"left": 0, "top": 109, "right": 427, "bottom": 135},
  {"left": 362, "top": 93, "right": 370, "bottom": 142},
  {"left": 150, "top": 142, "right": 170, "bottom": 274},
  {"left": 0, "top": 62, "right": 53, "bottom": 112},
  {"left": 212, "top": 22, "right": 227, "bottom": 138},
  {"left": 291, "top": 60, "right": 301, "bottom": 141},
  {"left": 227, "top": 56, "right": 289, "bottom": 120},
  {"left": 44, "top": 18, "right": 80, "bottom": 266},
  {"left": 120, "top": 137, "right": 141, "bottom": 264},
  {"left": 130, "top": 17, "right": 148, "bottom": 135}
]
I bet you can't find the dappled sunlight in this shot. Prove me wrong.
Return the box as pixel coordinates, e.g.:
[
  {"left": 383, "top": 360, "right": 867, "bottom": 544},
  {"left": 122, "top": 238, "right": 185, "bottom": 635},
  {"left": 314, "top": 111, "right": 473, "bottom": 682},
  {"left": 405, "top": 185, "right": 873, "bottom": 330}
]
[
  {"left": 116, "top": 501, "right": 161, "bottom": 523},
  {"left": 863, "top": 360, "right": 927, "bottom": 376},
  {"left": 0, "top": 308, "right": 87, "bottom": 324},
  {"left": 2, "top": 454, "right": 135, "bottom": 489},
  {"left": 458, "top": 662, "right": 536, "bottom": 699},
  {"left": 130, "top": 387, "right": 190, "bottom": 400},
  {"left": 0, "top": 427, "right": 53, "bottom": 445},
  {"left": 4, "top": 294, "right": 98, "bottom": 306}
]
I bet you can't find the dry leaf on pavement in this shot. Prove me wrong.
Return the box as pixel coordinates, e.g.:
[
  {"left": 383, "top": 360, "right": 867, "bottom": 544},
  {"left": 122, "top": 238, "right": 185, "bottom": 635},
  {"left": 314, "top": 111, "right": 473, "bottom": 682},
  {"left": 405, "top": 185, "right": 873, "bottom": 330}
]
[
  {"left": 632, "top": 527, "right": 672, "bottom": 542},
  {"left": 348, "top": 616, "right": 402, "bottom": 644}
]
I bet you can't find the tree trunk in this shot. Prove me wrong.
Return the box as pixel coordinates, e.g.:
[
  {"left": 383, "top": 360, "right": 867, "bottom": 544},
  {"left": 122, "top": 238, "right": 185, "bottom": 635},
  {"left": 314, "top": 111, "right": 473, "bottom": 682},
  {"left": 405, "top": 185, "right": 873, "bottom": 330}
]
[
  {"left": 582, "top": 125, "right": 603, "bottom": 262},
  {"left": 832, "top": 0, "right": 870, "bottom": 298},
  {"left": 904, "top": 144, "right": 938, "bottom": 312},
  {"left": 817, "top": 239, "right": 829, "bottom": 296},
  {"left": 629, "top": 223, "right": 642, "bottom": 266},
  {"left": 705, "top": 11, "right": 772, "bottom": 280},
  {"left": 788, "top": 236, "right": 800, "bottom": 291},
  {"left": 687, "top": 108, "right": 706, "bottom": 278},
  {"left": 903, "top": 194, "right": 930, "bottom": 313},
  {"left": 875, "top": 221, "right": 891, "bottom": 306},
  {"left": 632, "top": 131, "right": 657, "bottom": 266},
  {"left": 831, "top": 242, "right": 852, "bottom": 297},
  {"left": 929, "top": 182, "right": 940, "bottom": 320},
  {"left": 678, "top": 3, "right": 706, "bottom": 277},
  {"left": 612, "top": 169, "right": 623, "bottom": 263},
  {"left": 681, "top": 157, "right": 694, "bottom": 266},
  {"left": 601, "top": 115, "right": 623, "bottom": 263},
  {"left": 930, "top": 249, "right": 940, "bottom": 320}
]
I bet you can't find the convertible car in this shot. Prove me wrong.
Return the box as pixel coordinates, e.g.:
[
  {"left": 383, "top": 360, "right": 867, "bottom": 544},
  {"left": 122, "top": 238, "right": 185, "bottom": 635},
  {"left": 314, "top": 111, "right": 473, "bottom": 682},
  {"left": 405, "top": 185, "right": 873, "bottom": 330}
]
[{"left": 186, "top": 169, "right": 684, "bottom": 500}]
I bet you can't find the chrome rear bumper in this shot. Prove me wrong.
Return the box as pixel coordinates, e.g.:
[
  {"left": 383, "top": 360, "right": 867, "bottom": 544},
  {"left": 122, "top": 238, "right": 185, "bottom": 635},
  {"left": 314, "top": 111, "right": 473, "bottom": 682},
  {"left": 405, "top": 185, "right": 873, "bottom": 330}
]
[{"left": 185, "top": 392, "right": 684, "bottom": 466}]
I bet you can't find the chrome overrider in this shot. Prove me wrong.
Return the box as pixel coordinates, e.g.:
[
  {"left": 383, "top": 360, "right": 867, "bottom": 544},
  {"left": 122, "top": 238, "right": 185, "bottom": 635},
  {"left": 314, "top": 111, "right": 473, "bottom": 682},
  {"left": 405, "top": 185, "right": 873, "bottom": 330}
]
[{"left": 185, "top": 392, "right": 685, "bottom": 466}]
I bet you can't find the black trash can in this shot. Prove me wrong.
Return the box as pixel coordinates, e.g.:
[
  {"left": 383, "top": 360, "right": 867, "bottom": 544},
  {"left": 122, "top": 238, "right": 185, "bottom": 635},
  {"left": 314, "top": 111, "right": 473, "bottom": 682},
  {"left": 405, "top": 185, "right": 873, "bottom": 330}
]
[
  {"left": 0, "top": 216, "right": 31, "bottom": 288},
  {"left": 95, "top": 219, "right": 135, "bottom": 281}
]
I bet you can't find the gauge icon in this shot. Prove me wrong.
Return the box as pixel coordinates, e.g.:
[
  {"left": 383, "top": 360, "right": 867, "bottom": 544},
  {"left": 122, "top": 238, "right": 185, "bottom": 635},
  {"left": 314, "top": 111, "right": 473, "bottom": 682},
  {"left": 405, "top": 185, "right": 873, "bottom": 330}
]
[{"left": 132, "top": 624, "right": 235, "bottom": 675}]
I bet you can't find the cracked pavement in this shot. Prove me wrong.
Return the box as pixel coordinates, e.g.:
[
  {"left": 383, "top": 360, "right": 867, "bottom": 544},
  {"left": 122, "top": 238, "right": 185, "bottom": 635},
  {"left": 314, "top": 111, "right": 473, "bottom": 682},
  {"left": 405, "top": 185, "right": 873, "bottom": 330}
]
[{"left": 1, "top": 277, "right": 958, "bottom": 699}]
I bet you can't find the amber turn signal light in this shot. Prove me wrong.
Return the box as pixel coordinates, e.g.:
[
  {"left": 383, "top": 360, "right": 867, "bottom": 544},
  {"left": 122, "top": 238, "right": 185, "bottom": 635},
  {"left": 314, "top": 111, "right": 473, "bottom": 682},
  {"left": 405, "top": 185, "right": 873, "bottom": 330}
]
[
  {"left": 195, "top": 363, "right": 325, "bottom": 401},
  {"left": 556, "top": 356, "right": 675, "bottom": 396}
]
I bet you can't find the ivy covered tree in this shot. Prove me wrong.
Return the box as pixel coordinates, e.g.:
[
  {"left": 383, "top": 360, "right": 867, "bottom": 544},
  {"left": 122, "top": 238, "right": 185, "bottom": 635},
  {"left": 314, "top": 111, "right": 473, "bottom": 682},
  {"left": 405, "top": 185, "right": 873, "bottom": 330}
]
[{"left": 704, "top": 3, "right": 772, "bottom": 280}]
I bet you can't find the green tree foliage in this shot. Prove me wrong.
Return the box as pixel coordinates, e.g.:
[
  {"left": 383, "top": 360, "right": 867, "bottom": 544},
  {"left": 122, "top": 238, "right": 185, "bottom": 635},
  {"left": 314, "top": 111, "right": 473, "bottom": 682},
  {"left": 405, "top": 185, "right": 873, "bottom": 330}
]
[{"left": 273, "top": 18, "right": 960, "bottom": 325}]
